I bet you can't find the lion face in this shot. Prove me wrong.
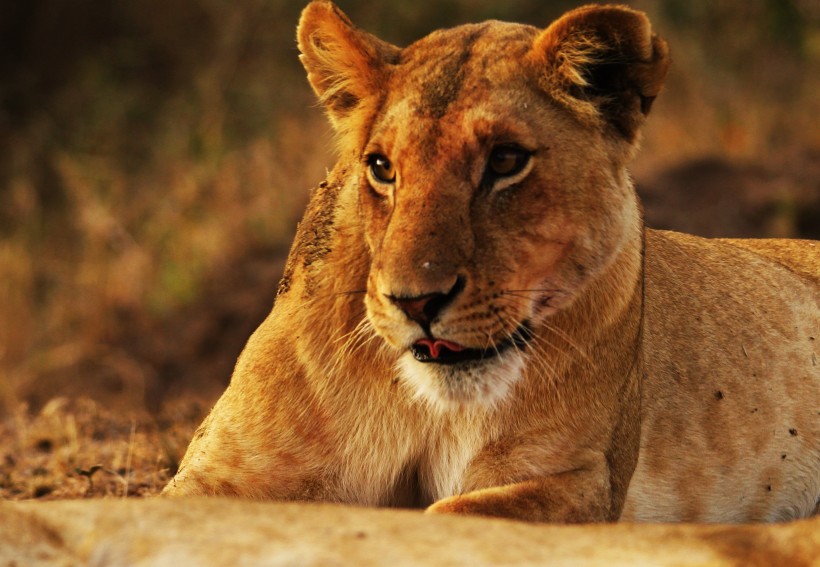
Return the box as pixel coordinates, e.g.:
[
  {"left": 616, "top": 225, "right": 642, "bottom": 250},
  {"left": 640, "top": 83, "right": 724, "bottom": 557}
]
[
  {"left": 298, "top": 4, "right": 668, "bottom": 407},
  {"left": 359, "top": 41, "right": 637, "bottom": 406}
]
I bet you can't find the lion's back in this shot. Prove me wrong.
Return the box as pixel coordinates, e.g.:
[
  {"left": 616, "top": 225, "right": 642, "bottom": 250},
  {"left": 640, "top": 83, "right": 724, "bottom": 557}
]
[
  {"left": 622, "top": 229, "right": 819, "bottom": 522},
  {"left": 716, "top": 237, "right": 819, "bottom": 283}
]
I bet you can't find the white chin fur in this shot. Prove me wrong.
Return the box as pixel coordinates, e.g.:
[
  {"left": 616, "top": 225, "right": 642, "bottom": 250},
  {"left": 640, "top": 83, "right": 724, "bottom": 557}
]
[{"left": 396, "top": 350, "right": 526, "bottom": 412}]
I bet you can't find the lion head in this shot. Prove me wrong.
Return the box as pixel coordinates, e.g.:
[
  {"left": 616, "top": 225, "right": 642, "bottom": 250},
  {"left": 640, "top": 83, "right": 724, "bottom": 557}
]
[{"left": 298, "top": 2, "right": 669, "bottom": 408}]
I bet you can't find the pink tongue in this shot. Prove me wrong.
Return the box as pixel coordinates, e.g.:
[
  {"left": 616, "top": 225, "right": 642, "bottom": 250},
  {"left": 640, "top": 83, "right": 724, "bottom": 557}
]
[{"left": 415, "top": 338, "right": 466, "bottom": 358}]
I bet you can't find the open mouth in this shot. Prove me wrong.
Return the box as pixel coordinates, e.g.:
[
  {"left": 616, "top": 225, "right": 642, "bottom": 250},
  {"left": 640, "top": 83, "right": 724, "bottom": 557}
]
[{"left": 410, "top": 322, "right": 534, "bottom": 365}]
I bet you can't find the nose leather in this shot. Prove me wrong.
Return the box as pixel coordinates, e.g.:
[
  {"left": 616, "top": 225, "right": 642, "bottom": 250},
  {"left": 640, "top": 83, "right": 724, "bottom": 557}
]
[{"left": 387, "top": 276, "right": 465, "bottom": 328}]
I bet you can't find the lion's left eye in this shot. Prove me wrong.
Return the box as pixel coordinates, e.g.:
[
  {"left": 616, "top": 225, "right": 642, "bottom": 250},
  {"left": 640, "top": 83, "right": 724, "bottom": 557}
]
[
  {"left": 367, "top": 154, "right": 396, "bottom": 184},
  {"left": 487, "top": 145, "right": 531, "bottom": 178}
]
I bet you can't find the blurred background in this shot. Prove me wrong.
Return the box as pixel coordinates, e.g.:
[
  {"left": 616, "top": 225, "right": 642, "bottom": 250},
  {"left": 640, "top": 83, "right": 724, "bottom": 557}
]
[{"left": 1, "top": 0, "right": 819, "bottom": 417}]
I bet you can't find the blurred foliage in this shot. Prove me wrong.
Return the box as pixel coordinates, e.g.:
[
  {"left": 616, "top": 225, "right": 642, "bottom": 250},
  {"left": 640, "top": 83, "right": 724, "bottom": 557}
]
[{"left": 0, "top": 0, "right": 817, "bottom": 413}]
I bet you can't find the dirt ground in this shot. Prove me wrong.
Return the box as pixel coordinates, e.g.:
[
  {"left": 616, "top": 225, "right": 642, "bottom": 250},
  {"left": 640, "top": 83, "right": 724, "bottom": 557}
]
[{"left": 0, "top": 397, "right": 206, "bottom": 500}]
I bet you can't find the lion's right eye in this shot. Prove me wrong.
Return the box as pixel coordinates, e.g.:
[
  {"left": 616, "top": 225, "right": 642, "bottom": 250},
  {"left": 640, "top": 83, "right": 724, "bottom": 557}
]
[
  {"left": 480, "top": 144, "right": 534, "bottom": 191},
  {"left": 487, "top": 145, "right": 531, "bottom": 178},
  {"left": 367, "top": 154, "right": 396, "bottom": 184}
]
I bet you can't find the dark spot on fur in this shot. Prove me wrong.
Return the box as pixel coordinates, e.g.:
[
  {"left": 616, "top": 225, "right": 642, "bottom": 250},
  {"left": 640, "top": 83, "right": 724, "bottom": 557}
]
[
  {"left": 191, "top": 413, "right": 213, "bottom": 442},
  {"left": 33, "top": 485, "right": 54, "bottom": 498},
  {"left": 277, "top": 179, "right": 340, "bottom": 297},
  {"left": 217, "top": 479, "right": 238, "bottom": 495},
  {"left": 714, "top": 390, "right": 724, "bottom": 401},
  {"left": 704, "top": 525, "right": 809, "bottom": 567},
  {"left": 788, "top": 428, "right": 798, "bottom": 436},
  {"left": 781, "top": 454, "right": 787, "bottom": 460},
  {"left": 331, "top": 91, "right": 360, "bottom": 115},
  {"left": 766, "top": 484, "right": 772, "bottom": 492}
]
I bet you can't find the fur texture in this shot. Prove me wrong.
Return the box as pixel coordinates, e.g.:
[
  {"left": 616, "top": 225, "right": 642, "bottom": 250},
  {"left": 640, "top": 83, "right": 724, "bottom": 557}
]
[
  {"left": 164, "top": 2, "right": 819, "bottom": 524},
  {"left": 5, "top": 499, "right": 820, "bottom": 565}
]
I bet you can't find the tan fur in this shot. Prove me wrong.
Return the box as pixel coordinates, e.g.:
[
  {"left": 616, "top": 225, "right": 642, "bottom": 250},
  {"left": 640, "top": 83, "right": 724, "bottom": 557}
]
[
  {"left": 164, "top": 2, "right": 819, "bottom": 526},
  {"left": 4, "top": 499, "right": 820, "bottom": 566}
]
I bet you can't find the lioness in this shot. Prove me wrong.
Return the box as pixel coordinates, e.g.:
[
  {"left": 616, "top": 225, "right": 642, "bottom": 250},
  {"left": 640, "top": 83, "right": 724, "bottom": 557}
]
[{"left": 164, "top": 2, "right": 819, "bottom": 523}]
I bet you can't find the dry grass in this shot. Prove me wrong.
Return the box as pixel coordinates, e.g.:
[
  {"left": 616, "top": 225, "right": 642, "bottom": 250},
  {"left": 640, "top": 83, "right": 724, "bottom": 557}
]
[{"left": 0, "top": 397, "right": 206, "bottom": 500}]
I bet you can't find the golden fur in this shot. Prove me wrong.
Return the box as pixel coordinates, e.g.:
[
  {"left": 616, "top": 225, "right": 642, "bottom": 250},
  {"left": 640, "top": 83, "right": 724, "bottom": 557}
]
[
  {"left": 164, "top": 2, "right": 819, "bottom": 524},
  {"left": 4, "top": 499, "right": 820, "bottom": 565}
]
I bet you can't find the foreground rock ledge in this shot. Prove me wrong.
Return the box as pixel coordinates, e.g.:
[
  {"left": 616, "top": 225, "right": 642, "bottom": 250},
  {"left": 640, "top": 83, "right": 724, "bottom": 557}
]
[{"left": 1, "top": 498, "right": 818, "bottom": 566}]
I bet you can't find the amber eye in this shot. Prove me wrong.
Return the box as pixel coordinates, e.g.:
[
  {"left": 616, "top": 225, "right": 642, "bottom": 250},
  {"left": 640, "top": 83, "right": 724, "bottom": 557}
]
[
  {"left": 368, "top": 154, "right": 396, "bottom": 184},
  {"left": 487, "top": 145, "right": 531, "bottom": 178}
]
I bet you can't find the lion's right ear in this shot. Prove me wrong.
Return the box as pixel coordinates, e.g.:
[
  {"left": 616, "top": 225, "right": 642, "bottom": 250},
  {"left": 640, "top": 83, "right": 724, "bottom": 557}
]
[{"left": 297, "top": 1, "right": 399, "bottom": 133}]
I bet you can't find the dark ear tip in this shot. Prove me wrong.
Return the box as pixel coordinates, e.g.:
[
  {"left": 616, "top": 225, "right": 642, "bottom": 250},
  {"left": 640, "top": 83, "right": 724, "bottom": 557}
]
[
  {"left": 650, "top": 33, "right": 671, "bottom": 70},
  {"left": 633, "top": 34, "right": 671, "bottom": 110},
  {"left": 640, "top": 95, "right": 656, "bottom": 115}
]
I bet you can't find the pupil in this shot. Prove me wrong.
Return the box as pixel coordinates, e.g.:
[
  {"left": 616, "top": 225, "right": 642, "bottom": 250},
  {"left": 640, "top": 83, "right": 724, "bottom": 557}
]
[
  {"left": 371, "top": 156, "right": 394, "bottom": 182},
  {"left": 488, "top": 146, "right": 529, "bottom": 178},
  {"left": 495, "top": 153, "right": 514, "bottom": 172}
]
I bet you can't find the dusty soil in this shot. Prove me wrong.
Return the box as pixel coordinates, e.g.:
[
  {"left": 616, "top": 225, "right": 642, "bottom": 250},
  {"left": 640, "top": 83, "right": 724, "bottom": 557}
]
[{"left": 0, "top": 397, "right": 206, "bottom": 500}]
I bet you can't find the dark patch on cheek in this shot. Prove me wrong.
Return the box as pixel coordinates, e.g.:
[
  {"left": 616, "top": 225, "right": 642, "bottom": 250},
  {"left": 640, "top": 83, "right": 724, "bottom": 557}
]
[{"left": 277, "top": 178, "right": 341, "bottom": 297}]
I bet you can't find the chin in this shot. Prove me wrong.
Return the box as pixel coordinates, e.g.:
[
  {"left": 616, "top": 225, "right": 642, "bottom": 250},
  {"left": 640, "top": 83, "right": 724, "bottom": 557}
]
[{"left": 396, "top": 350, "right": 527, "bottom": 412}]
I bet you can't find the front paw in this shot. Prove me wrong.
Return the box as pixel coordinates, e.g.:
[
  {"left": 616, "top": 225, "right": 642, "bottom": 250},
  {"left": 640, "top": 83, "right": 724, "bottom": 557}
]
[
  {"left": 426, "top": 489, "right": 539, "bottom": 520},
  {"left": 426, "top": 494, "right": 468, "bottom": 516},
  {"left": 425, "top": 479, "right": 609, "bottom": 523}
]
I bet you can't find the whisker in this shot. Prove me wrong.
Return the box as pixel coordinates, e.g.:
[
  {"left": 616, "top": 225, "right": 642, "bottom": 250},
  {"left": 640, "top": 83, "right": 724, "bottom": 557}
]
[
  {"left": 502, "top": 288, "right": 562, "bottom": 294},
  {"left": 290, "top": 288, "right": 368, "bottom": 313},
  {"left": 333, "top": 322, "right": 363, "bottom": 346},
  {"left": 541, "top": 321, "right": 593, "bottom": 365},
  {"left": 334, "top": 289, "right": 368, "bottom": 296},
  {"left": 321, "top": 309, "right": 375, "bottom": 378},
  {"left": 493, "top": 294, "right": 593, "bottom": 367},
  {"left": 519, "top": 331, "right": 562, "bottom": 384}
]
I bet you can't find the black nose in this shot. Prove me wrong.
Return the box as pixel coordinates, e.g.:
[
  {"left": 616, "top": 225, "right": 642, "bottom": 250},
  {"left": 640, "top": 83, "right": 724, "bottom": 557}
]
[{"left": 388, "top": 276, "right": 465, "bottom": 328}]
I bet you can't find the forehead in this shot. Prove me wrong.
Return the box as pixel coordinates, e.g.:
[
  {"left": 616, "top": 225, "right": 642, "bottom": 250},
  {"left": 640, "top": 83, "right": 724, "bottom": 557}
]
[{"left": 385, "top": 21, "right": 538, "bottom": 121}]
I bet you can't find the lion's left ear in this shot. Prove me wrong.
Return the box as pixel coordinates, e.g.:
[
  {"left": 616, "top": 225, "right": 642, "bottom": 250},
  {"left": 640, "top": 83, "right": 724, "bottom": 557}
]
[
  {"left": 297, "top": 1, "right": 399, "bottom": 135},
  {"left": 528, "top": 5, "right": 670, "bottom": 141}
]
